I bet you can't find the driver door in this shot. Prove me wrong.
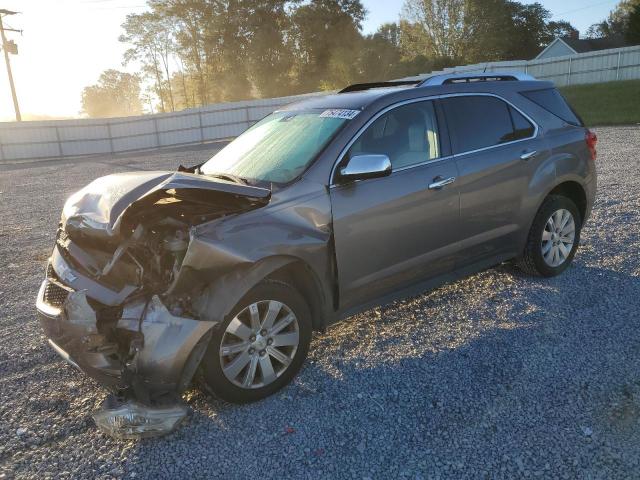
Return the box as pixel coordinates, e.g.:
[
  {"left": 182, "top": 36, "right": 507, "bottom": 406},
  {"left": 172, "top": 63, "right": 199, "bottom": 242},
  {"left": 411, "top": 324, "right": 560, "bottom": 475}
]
[{"left": 330, "top": 100, "right": 461, "bottom": 309}]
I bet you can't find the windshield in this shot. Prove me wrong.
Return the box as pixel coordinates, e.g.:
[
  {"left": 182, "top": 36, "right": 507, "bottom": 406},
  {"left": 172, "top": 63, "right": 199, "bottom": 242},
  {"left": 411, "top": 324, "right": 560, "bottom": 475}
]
[{"left": 201, "top": 109, "right": 354, "bottom": 185}]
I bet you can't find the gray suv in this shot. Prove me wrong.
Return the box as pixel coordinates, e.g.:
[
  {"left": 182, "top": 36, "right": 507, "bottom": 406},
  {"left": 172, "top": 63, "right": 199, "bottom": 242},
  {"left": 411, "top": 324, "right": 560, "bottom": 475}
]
[{"left": 37, "top": 73, "right": 597, "bottom": 436}]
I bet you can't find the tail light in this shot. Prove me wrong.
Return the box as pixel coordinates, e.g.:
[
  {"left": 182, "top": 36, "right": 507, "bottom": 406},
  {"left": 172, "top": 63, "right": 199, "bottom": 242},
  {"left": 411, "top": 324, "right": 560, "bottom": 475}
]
[{"left": 586, "top": 130, "right": 597, "bottom": 161}]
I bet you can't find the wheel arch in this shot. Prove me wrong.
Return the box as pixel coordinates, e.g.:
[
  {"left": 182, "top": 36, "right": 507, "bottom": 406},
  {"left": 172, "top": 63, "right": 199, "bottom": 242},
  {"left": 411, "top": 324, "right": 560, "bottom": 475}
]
[
  {"left": 546, "top": 180, "right": 587, "bottom": 223},
  {"left": 264, "top": 259, "right": 330, "bottom": 331},
  {"left": 518, "top": 177, "right": 588, "bottom": 257},
  {"left": 193, "top": 255, "right": 332, "bottom": 332}
]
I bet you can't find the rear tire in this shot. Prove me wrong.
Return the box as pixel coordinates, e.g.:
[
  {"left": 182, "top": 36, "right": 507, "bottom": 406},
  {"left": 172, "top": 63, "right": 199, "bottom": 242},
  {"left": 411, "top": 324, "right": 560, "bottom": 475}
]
[
  {"left": 200, "top": 280, "right": 312, "bottom": 404},
  {"left": 517, "top": 195, "right": 582, "bottom": 277}
]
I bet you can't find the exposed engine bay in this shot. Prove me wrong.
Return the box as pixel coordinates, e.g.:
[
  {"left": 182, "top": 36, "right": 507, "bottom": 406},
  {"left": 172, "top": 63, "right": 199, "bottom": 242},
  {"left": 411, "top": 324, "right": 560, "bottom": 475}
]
[
  {"left": 59, "top": 170, "right": 270, "bottom": 302},
  {"left": 61, "top": 190, "right": 244, "bottom": 306}
]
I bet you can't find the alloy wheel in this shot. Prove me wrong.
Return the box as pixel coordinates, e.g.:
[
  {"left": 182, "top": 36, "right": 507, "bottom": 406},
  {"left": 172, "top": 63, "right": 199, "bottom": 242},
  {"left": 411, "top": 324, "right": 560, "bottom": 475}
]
[
  {"left": 541, "top": 208, "right": 576, "bottom": 267},
  {"left": 219, "top": 300, "right": 300, "bottom": 389}
]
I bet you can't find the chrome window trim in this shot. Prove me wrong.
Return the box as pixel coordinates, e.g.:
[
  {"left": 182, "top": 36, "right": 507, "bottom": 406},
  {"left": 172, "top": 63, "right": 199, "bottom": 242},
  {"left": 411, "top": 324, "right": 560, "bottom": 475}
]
[{"left": 328, "top": 92, "right": 540, "bottom": 187}]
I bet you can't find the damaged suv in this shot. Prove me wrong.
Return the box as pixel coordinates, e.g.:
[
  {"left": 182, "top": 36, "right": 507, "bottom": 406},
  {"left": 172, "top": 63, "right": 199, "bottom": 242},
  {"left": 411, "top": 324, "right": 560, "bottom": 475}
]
[{"left": 37, "top": 73, "right": 597, "bottom": 437}]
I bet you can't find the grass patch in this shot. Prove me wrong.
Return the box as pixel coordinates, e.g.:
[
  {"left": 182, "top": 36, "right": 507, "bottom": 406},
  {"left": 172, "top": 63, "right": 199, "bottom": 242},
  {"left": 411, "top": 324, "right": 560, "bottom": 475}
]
[{"left": 559, "top": 80, "right": 640, "bottom": 127}]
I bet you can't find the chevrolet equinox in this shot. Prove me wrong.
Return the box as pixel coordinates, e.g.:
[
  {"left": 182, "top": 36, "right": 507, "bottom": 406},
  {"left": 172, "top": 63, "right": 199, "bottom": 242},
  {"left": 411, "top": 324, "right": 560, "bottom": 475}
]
[{"left": 36, "top": 72, "right": 597, "bottom": 437}]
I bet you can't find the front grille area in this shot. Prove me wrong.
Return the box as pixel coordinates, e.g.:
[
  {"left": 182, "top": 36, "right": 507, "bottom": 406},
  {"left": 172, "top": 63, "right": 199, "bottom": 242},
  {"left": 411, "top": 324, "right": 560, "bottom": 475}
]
[
  {"left": 43, "top": 280, "right": 71, "bottom": 308},
  {"left": 43, "top": 261, "right": 74, "bottom": 309}
]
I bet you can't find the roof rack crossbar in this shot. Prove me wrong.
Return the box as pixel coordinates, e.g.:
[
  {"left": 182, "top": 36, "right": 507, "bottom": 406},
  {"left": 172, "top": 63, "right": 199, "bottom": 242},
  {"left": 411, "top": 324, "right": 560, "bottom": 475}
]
[
  {"left": 418, "top": 72, "right": 536, "bottom": 87},
  {"left": 339, "top": 80, "right": 421, "bottom": 93}
]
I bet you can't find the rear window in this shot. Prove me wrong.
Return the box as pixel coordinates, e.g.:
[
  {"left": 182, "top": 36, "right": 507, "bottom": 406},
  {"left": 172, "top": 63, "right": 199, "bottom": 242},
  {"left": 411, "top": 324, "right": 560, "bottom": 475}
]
[
  {"left": 520, "top": 88, "right": 582, "bottom": 126},
  {"left": 442, "top": 96, "right": 535, "bottom": 154}
]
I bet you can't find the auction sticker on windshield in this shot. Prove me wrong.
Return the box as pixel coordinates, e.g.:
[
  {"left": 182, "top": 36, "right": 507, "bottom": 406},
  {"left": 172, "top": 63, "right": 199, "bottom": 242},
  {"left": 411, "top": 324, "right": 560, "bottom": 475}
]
[{"left": 319, "top": 109, "right": 360, "bottom": 120}]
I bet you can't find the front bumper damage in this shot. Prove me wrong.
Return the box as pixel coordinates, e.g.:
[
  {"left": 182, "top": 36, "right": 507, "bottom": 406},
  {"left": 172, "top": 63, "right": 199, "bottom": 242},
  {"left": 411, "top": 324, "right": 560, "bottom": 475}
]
[
  {"left": 36, "top": 265, "right": 215, "bottom": 438},
  {"left": 34, "top": 170, "right": 276, "bottom": 438},
  {"left": 36, "top": 170, "right": 335, "bottom": 438}
]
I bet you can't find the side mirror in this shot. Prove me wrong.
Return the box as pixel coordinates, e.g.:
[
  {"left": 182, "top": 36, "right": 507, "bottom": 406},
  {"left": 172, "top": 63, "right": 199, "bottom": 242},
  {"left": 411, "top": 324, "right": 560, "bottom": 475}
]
[{"left": 338, "top": 154, "right": 392, "bottom": 182}]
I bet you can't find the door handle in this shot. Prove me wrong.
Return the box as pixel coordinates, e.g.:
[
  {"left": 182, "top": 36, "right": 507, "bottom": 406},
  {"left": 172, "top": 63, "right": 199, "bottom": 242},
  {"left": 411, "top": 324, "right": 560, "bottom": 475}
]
[
  {"left": 428, "top": 176, "right": 456, "bottom": 190},
  {"left": 520, "top": 150, "right": 537, "bottom": 161}
]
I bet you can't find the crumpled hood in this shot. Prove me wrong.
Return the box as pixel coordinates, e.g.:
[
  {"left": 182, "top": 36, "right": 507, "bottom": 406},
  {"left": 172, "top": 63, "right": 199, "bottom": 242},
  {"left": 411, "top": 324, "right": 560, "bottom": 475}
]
[{"left": 61, "top": 170, "right": 270, "bottom": 239}]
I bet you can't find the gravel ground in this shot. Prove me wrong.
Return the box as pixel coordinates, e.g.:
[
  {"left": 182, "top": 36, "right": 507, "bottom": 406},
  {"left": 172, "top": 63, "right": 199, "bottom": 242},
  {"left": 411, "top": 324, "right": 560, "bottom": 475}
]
[{"left": 1, "top": 127, "right": 639, "bottom": 479}]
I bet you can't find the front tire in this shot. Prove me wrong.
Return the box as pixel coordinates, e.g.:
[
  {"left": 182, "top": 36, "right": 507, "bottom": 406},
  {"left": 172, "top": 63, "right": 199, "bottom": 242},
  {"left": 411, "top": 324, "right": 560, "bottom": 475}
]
[
  {"left": 200, "top": 280, "right": 312, "bottom": 403},
  {"left": 517, "top": 195, "right": 582, "bottom": 277}
]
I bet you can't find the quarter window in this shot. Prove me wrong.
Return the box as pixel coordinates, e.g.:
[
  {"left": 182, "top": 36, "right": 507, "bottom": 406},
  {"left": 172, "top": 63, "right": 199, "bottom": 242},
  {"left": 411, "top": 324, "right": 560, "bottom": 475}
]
[
  {"left": 521, "top": 88, "right": 582, "bottom": 126},
  {"left": 347, "top": 100, "right": 440, "bottom": 169},
  {"left": 442, "top": 96, "right": 534, "bottom": 154}
]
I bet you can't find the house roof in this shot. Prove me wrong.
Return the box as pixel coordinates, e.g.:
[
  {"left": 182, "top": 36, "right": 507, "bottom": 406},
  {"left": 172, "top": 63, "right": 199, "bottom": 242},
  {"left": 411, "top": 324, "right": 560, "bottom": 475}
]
[
  {"left": 535, "top": 36, "right": 633, "bottom": 59},
  {"left": 561, "top": 36, "right": 630, "bottom": 53}
]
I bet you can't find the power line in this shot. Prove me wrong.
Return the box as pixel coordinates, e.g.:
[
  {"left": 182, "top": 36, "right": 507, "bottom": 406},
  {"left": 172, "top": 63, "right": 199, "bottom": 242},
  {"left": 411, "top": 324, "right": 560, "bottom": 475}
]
[
  {"left": 84, "top": 4, "right": 148, "bottom": 10},
  {"left": 79, "top": 0, "right": 143, "bottom": 4},
  {"left": 94, "top": 5, "right": 147, "bottom": 8},
  {"left": 554, "top": 0, "right": 618, "bottom": 17},
  {"left": 3, "top": 22, "right": 21, "bottom": 33}
]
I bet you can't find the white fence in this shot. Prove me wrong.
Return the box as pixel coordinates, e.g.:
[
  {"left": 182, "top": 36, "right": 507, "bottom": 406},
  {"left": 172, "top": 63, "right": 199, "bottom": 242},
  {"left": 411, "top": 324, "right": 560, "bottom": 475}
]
[
  {"left": 1, "top": 44, "right": 639, "bottom": 164},
  {"left": 0, "top": 92, "right": 319, "bottom": 164},
  {"left": 401, "top": 44, "right": 640, "bottom": 86}
]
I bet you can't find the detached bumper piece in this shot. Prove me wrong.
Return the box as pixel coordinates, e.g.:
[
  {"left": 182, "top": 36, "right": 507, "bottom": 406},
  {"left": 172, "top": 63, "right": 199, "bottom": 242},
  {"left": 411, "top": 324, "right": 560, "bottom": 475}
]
[{"left": 93, "top": 396, "right": 188, "bottom": 439}]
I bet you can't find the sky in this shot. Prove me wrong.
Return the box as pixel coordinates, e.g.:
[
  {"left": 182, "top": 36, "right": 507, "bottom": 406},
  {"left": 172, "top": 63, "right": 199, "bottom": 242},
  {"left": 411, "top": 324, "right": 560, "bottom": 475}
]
[{"left": 0, "top": 0, "right": 623, "bottom": 121}]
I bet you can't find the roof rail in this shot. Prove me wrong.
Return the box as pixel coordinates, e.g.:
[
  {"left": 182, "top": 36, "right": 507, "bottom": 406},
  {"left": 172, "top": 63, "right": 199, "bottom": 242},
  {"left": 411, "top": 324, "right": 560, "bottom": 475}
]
[
  {"left": 418, "top": 72, "right": 536, "bottom": 86},
  {"left": 339, "top": 80, "right": 421, "bottom": 93},
  {"left": 339, "top": 72, "right": 537, "bottom": 94}
]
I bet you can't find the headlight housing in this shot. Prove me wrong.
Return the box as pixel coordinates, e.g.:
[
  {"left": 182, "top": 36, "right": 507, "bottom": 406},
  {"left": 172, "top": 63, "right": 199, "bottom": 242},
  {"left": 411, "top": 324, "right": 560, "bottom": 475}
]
[{"left": 92, "top": 398, "right": 188, "bottom": 439}]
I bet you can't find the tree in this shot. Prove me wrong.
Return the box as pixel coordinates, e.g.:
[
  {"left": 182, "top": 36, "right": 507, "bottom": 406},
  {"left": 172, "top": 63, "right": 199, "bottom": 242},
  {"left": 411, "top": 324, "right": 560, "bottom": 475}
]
[
  {"left": 289, "top": 0, "right": 366, "bottom": 91},
  {"left": 399, "top": 0, "right": 576, "bottom": 64},
  {"left": 81, "top": 70, "right": 143, "bottom": 118},
  {"left": 357, "top": 24, "right": 406, "bottom": 81},
  {"left": 120, "top": 12, "right": 175, "bottom": 112},
  {"left": 546, "top": 20, "right": 579, "bottom": 41},
  {"left": 148, "top": 0, "right": 283, "bottom": 102},
  {"left": 154, "top": 0, "right": 212, "bottom": 106},
  {"left": 245, "top": 1, "right": 296, "bottom": 98},
  {"left": 400, "top": 0, "right": 469, "bottom": 59},
  {"left": 503, "top": 2, "right": 552, "bottom": 60},
  {"left": 586, "top": 0, "right": 640, "bottom": 38},
  {"left": 627, "top": 3, "right": 640, "bottom": 43},
  {"left": 461, "top": 0, "right": 516, "bottom": 62},
  {"left": 355, "top": 22, "right": 452, "bottom": 80},
  {"left": 121, "top": 0, "right": 369, "bottom": 103},
  {"left": 115, "top": 0, "right": 581, "bottom": 109}
]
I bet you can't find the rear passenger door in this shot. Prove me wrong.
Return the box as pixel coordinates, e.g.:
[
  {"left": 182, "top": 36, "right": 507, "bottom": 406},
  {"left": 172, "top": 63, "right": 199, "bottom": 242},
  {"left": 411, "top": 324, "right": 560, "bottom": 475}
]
[{"left": 440, "top": 94, "right": 547, "bottom": 264}]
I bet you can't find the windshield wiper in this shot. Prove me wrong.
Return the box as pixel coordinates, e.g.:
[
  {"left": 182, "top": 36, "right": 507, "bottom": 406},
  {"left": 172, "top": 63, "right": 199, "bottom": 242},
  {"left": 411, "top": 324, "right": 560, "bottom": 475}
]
[{"left": 205, "top": 172, "right": 249, "bottom": 185}]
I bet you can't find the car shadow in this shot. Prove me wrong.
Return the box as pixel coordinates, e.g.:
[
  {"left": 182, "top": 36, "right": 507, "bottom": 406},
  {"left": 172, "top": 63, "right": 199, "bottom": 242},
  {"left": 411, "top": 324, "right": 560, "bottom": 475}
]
[{"left": 112, "top": 263, "right": 640, "bottom": 477}]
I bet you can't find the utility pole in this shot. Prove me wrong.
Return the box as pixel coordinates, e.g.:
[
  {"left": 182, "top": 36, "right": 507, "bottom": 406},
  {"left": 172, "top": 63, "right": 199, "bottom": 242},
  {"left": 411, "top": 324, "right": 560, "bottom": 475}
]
[{"left": 0, "top": 9, "right": 21, "bottom": 121}]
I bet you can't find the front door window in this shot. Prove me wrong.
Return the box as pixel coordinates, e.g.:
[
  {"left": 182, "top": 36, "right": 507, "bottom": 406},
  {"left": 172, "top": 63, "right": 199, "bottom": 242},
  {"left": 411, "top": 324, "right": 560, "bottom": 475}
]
[{"left": 348, "top": 101, "right": 441, "bottom": 170}]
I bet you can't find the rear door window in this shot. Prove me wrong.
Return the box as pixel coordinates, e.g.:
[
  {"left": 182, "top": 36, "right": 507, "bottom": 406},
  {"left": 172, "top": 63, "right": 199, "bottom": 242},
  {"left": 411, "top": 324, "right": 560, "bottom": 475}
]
[
  {"left": 442, "top": 95, "right": 527, "bottom": 154},
  {"left": 509, "top": 106, "right": 535, "bottom": 141},
  {"left": 520, "top": 88, "right": 582, "bottom": 126}
]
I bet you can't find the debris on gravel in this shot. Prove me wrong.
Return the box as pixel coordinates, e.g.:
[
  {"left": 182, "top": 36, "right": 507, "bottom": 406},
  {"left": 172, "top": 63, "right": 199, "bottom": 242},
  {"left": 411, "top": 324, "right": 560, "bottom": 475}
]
[{"left": 1, "top": 127, "right": 639, "bottom": 479}]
